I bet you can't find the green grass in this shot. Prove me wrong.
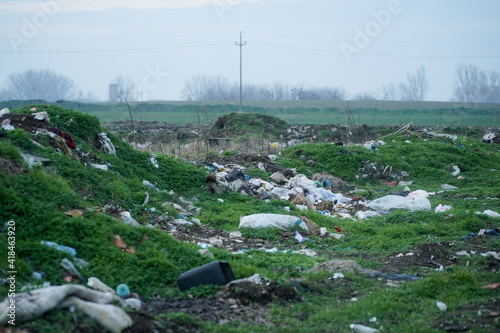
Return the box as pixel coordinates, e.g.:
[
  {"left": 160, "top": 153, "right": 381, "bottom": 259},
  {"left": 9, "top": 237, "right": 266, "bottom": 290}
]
[
  {"left": 0, "top": 104, "right": 499, "bottom": 332},
  {"left": 1, "top": 99, "right": 499, "bottom": 125}
]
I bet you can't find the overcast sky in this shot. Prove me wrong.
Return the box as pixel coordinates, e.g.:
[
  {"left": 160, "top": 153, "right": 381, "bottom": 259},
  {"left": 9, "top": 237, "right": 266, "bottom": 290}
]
[{"left": 1, "top": 0, "right": 500, "bottom": 101}]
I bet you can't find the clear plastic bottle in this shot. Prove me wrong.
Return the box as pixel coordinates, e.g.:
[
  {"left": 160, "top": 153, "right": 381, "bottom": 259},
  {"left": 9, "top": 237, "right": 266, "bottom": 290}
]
[{"left": 40, "top": 241, "right": 77, "bottom": 256}]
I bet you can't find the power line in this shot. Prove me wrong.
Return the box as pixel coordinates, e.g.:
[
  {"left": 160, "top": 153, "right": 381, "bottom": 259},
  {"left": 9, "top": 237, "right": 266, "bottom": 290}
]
[
  {"left": 251, "top": 42, "right": 500, "bottom": 59},
  {"left": 246, "top": 31, "right": 500, "bottom": 49},
  {"left": 0, "top": 42, "right": 233, "bottom": 54}
]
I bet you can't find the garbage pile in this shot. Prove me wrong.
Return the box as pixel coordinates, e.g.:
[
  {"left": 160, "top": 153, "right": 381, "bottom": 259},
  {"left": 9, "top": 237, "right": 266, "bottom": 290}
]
[{"left": 203, "top": 160, "right": 431, "bottom": 221}]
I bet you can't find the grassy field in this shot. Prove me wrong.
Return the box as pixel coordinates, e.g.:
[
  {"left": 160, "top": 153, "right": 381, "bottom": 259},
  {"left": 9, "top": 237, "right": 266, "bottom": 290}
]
[
  {"left": 1, "top": 99, "right": 499, "bottom": 126},
  {"left": 0, "top": 104, "right": 499, "bottom": 332}
]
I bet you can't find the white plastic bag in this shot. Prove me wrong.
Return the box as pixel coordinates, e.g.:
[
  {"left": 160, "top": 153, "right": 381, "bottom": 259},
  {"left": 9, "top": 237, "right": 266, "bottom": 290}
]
[
  {"left": 355, "top": 210, "right": 382, "bottom": 219},
  {"left": 239, "top": 214, "right": 309, "bottom": 232},
  {"left": 435, "top": 204, "right": 452, "bottom": 213},
  {"left": 368, "top": 193, "right": 431, "bottom": 211},
  {"left": 483, "top": 209, "right": 500, "bottom": 217}
]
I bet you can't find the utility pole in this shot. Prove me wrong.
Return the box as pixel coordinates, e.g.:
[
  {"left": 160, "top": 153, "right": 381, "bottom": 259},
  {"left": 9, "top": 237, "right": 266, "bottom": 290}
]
[{"left": 235, "top": 31, "right": 246, "bottom": 113}]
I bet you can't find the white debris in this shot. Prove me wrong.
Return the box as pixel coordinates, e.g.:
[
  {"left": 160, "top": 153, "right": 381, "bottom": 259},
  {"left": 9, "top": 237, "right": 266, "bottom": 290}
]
[{"left": 436, "top": 301, "right": 447, "bottom": 311}]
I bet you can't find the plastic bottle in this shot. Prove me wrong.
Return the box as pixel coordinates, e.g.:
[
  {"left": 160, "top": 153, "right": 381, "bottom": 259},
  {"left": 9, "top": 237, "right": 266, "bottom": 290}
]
[
  {"left": 350, "top": 324, "right": 379, "bottom": 333},
  {"left": 40, "top": 241, "right": 77, "bottom": 256},
  {"left": 116, "top": 284, "right": 130, "bottom": 297},
  {"left": 197, "top": 242, "right": 212, "bottom": 249}
]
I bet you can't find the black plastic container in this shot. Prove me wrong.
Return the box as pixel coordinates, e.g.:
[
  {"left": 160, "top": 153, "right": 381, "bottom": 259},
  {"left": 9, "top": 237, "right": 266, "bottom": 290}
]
[{"left": 177, "top": 261, "right": 235, "bottom": 291}]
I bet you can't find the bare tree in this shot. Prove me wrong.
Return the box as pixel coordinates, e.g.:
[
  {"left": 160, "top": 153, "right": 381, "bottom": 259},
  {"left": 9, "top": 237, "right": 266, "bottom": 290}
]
[
  {"left": 352, "top": 92, "right": 377, "bottom": 100},
  {"left": 478, "top": 70, "right": 500, "bottom": 103},
  {"left": 182, "top": 75, "right": 237, "bottom": 101},
  {"left": 114, "top": 75, "right": 138, "bottom": 142},
  {"left": 181, "top": 75, "right": 347, "bottom": 101},
  {"left": 451, "top": 65, "right": 500, "bottom": 103},
  {"left": 116, "top": 75, "right": 137, "bottom": 103},
  {"left": 3, "top": 68, "right": 76, "bottom": 102},
  {"left": 381, "top": 83, "right": 400, "bottom": 100},
  {"left": 452, "top": 64, "right": 481, "bottom": 103},
  {"left": 400, "top": 66, "right": 429, "bottom": 101}
]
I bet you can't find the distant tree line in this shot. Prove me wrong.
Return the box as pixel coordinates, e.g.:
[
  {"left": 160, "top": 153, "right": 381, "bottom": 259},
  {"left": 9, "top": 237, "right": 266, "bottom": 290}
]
[
  {"left": 450, "top": 64, "right": 500, "bottom": 103},
  {"left": 181, "top": 75, "right": 348, "bottom": 101},
  {"left": 1, "top": 65, "right": 499, "bottom": 103},
  {"left": 0, "top": 68, "right": 98, "bottom": 103}
]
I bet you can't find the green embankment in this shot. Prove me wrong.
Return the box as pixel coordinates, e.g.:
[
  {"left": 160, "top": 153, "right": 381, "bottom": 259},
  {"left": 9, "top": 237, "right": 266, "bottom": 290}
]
[{"left": 0, "top": 104, "right": 499, "bottom": 332}]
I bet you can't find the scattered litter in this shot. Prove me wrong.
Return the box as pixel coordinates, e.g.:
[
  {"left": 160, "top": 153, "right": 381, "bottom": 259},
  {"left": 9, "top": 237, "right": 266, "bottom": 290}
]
[
  {"left": 355, "top": 210, "right": 382, "bottom": 219},
  {"left": 0, "top": 108, "right": 9, "bottom": 116},
  {"left": 440, "top": 184, "right": 457, "bottom": 190},
  {"left": 452, "top": 165, "right": 460, "bottom": 176},
  {"left": 40, "top": 240, "right": 76, "bottom": 256},
  {"left": 428, "top": 132, "right": 457, "bottom": 142},
  {"left": 218, "top": 198, "right": 224, "bottom": 203},
  {"left": 294, "top": 230, "right": 308, "bottom": 243},
  {"left": 0, "top": 285, "right": 132, "bottom": 333},
  {"left": 88, "top": 163, "right": 108, "bottom": 171},
  {"left": 21, "top": 153, "right": 51, "bottom": 168},
  {"left": 172, "top": 219, "right": 194, "bottom": 226},
  {"left": 328, "top": 272, "right": 344, "bottom": 280},
  {"left": 291, "top": 249, "right": 317, "bottom": 257},
  {"left": 481, "top": 251, "right": 500, "bottom": 260},
  {"left": 123, "top": 298, "right": 142, "bottom": 311},
  {"left": 1, "top": 123, "right": 14, "bottom": 131},
  {"left": 116, "top": 284, "right": 130, "bottom": 297},
  {"left": 97, "top": 132, "right": 116, "bottom": 155},
  {"left": 239, "top": 214, "right": 309, "bottom": 232},
  {"left": 119, "top": 211, "right": 140, "bottom": 227},
  {"left": 436, "top": 301, "right": 447, "bottom": 311},
  {"left": 320, "top": 227, "right": 327, "bottom": 236},
  {"left": 367, "top": 190, "right": 431, "bottom": 211},
  {"left": 307, "top": 259, "right": 377, "bottom": 274},
  {"left": 349, "top": 324, "right": 379, "bottom": 333},
  {"left": 197, "top": 242, "right": 213, "bottom": 249},
  {"left": 482, "top": 210, "right": 500, "bottom": 218},
  {"left": 73, "top": 258, "right": 89, "bottom": 268},
  {"left": 177, "top": 261, "right": 235, "bottom": 291},
  {"left": 209, "top": 238, "right": 223, "bottom": 247},
  {"left": 142, "top": 180, "right": 158, "bottom": 191},
  {"left": 455, "top": 250, "right": 470, "bottom": 257},
  {"left": 367, "top": 272, "right": 420, "bottom": 280},
  {"left": 229, "top": 231, "right": 242, "bottom": 238},
  {"left": 268, "top": 154, "right": 278, "bottom": 161},
  {"left": 64, "top": 209, "right": 83, "bottom": 218},
  {"left": 270, "top": 172, "right": 288, "bottom": 184},
  {"left": 435, "top": 204, "right": 452, "bottom": 213},
  {"left": 148, "top": 156, "right": 159, "bottom": 168},
  {"left": 60, "top": 258, "right": 85, "bottom": 282},
  {"left": 198, "top": 249, "right": 214, "bottom": 258},
  {"left": 227, "top": 273, "right": 267, "bottom": 286},
  {"left": 482, "top": 283, "right": 500, "bottom": 290},
  {"left": 369, "top": 317, "right": 377, "bottom": 323},
  {"left": 87, "top": 277, "right": 115, "bottom": 294},
  {"left": 483, "top": 132, "right": 496, "bottom": 143},
  {"left": 112, "top": 235, "right": 135, "bottom": 253}
]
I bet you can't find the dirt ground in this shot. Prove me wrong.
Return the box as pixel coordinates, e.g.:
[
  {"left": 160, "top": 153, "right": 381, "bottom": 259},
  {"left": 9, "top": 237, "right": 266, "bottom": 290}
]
[{"left": 120, "top": 222, "right": 499, "bottom": 333}]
